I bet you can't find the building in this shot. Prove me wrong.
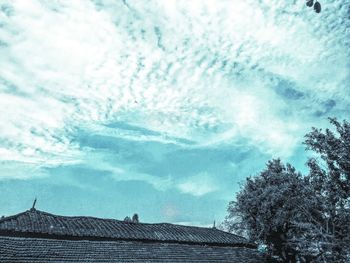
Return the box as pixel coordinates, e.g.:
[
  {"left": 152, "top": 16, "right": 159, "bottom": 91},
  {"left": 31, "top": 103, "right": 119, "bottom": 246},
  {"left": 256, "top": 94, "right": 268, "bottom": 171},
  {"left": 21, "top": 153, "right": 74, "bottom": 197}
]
[{"left": 0, "top": 207, "right": 269, "bottom": 262}]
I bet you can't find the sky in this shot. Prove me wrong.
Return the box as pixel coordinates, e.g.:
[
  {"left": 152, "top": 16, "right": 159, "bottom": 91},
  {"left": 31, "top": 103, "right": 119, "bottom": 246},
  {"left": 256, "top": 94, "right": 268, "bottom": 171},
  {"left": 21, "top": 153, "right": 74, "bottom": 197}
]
[{"left": 0, "top": 0, "right": 349, "bottom": 226}]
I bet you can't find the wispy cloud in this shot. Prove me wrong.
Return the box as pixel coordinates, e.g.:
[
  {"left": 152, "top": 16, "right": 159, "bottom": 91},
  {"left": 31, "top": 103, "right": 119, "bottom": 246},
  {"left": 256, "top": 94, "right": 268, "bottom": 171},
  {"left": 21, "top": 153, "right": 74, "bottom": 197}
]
[
  {"left": 0, "top": 0, "right": 349, "bottom": 183},
  {"left": 177, "top": 172, "right": 218, "bottom": 196}
]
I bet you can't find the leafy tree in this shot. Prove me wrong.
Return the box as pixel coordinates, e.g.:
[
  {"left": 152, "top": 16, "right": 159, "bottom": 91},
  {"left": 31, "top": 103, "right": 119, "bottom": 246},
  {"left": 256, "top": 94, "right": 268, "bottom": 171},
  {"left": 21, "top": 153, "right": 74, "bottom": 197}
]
[
  {"left": 304, "top": 118, "right": 350, "bottom": 262},
  {"left": 225, "top": 159, "right": 322, "bottom": 263},
  {"left": 124, "top": 214, "right": 140, "bottom": 223},
  {"left": 225, "top": 118, "right": 350, "bottom": 262},
  {"left": 132, "top": 213, "right": 139, "bottom": 223},
  {"left": 124, "top": 216, "right": 132, "bottom": 222}
]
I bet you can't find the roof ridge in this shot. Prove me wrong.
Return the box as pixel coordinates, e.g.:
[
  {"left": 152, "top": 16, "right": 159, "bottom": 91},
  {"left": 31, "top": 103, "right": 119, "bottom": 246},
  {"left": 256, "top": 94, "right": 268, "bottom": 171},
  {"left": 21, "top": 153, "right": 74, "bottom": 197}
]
[
  {"left": 0, "top": 209, "right": 251, "bottom": 247},
  {"left": 30, "top": 209, "right": 125, "bottom": 223},
  {"left": 46, "top": 212, "right": 238, "bottom": 234},
  {"left": 16, "top": 209, "right": 223, "bottom": 231},
  {"left": 0, "top": 210, "right": 31, "bottom": 223}
]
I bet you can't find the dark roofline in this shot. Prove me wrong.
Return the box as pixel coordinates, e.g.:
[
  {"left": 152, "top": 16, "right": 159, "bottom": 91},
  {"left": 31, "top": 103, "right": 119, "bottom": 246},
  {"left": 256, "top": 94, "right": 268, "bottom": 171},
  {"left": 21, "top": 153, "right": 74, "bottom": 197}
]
[
  {"left": 0, "top": 208, "right": 256, "bottom": 249},
  {"left": 0, "top": 229, "right": 257, "bottom": 248},
  {"left": 0, "top": 210, "right": 29, "bottom": 224},
  {"left": 0, "top": 208, "right": 247, "bottom": 238},
  {"left": 0, "top": 208, "right": 200, "bottom": 229}
]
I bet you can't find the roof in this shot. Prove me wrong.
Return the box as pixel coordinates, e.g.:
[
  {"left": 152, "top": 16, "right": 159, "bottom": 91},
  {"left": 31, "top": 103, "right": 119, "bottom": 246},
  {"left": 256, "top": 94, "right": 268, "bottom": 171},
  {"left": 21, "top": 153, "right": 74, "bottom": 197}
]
[
  {"left": 0, "top": 209, "right": 272, "bottom": 262},
  {"left": 0, "top": 208, "right": 251, "bottom": 247},
  {"left": 0, "top": 236, "right": 268, "bottom": 263}
]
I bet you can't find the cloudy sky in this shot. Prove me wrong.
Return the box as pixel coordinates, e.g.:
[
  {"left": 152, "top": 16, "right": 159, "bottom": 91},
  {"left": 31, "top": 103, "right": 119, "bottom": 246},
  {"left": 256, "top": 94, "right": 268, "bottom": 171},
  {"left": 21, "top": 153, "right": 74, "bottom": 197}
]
[{"left": 0, "top": 0, "right": 349, "bottom": 226}]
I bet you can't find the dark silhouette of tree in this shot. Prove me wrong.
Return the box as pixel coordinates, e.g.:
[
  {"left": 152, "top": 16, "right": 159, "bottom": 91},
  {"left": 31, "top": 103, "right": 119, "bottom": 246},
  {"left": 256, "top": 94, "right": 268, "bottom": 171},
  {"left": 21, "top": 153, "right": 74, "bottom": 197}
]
[
  {"left": 132, "top": 213, "right": 139, "bottom": 223},
  {"left": 225, "top": 118, "right": 350, "bottom": 262},
  {"left": 124, "top": 216, "right": 132, "bottom": 222},
  {"left": 304, "top": 118, "right": 350, "bottom": 262},
  {"left": 124, "top": 214, "right": 140, "bottom": 223},
  {"left": 225, "top": 160, "right": 322, "bottom": 263}
]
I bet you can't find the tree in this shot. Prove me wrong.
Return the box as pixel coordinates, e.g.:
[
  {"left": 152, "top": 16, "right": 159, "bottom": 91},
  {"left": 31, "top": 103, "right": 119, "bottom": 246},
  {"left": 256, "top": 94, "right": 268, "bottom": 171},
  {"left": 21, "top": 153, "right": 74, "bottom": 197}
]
[
  {"left": 124, "top": 216, "right": 132, "bottom": 222},
  {"left": 225, "top": 159, "right": 322, "bottom": 263},
  {"left": 304, "top": 118, "right": 350, "bottom": 262},
  {"left": 132, "top": 213, "right": 139, "bottom": 223},
  {"left": 225, "top": 118, "right": 350, "bottom": 262},
  {"left": 124, "top": 214, "right": 140, "bottom": 223}
]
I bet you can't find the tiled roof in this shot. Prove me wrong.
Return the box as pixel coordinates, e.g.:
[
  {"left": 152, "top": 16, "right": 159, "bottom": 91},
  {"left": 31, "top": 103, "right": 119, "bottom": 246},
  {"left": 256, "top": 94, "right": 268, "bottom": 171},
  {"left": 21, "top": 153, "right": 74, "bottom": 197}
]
[
  {"left": 0, "top": 209, "right": 250, "bottom": 247},
  {"left": 0, "top": 236, "right": 269, "bottom": 263}
]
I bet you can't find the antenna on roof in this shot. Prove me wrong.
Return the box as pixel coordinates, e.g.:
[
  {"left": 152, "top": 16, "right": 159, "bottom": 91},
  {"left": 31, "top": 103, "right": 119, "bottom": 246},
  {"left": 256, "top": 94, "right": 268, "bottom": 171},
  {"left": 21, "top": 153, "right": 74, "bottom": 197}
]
[
  {"left": 213, "top": 220, "right": 216, "bottom": 229},
  {"left": 31, "top": 197, "right": 37, "bottom": 210}
]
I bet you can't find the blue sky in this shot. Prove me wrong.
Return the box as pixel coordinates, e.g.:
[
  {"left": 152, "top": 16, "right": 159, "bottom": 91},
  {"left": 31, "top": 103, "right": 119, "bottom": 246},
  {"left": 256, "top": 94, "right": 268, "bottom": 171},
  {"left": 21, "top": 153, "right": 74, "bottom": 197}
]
[{"left": 0, "top": 0, "right": 349, "bottom": 226}]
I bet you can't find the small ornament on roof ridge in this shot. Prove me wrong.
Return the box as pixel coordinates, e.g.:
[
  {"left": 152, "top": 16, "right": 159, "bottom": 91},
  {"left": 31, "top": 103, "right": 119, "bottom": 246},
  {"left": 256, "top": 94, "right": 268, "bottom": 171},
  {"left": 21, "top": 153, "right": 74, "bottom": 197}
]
[{"left": 31, "top": 198, "right": 37, "bottom": 211}]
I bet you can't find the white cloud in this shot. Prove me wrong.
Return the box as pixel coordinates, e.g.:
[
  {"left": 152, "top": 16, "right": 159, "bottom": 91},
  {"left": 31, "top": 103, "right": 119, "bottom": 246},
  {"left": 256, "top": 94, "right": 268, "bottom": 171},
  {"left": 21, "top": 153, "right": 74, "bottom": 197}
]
[
  {"left": 177, "top": 172, "right": 218, "bottom": 196},
  {"left": 0, "top": 0, "right": 349, "bottom": 179},
  {"left": 80, "top": 152, "right": 174, "bottom": 191}
]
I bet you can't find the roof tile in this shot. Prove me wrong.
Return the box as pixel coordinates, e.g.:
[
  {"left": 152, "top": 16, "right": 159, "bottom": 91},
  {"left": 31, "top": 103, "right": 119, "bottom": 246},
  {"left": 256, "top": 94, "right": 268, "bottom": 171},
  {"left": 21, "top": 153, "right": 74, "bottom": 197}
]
[
  {"left": 0, "top": 236, "right": 270, "bottom": 263},
  {"left": 0, "top": 209, "right": 250, "bottom": 247}
]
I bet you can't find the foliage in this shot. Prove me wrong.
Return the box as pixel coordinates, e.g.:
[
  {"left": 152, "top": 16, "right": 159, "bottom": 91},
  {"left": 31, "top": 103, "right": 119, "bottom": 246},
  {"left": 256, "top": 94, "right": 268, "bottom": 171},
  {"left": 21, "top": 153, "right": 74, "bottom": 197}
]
[
  {"left": 124, "top": 213, "right": 140, "bottom": 223},
  {"left": 124, "top": 216, "right": 132, "bottom": 222},
  {"left": 304, "top": 118, "right": 350, "bottom": 262},
  {"left": 225, "top": 118, "right": 350, "bottom": 263},
  {"left": 132, "top": 213, "right": 139, "bottom": 223},
  {"left": 225, "top": 160, "right": 322, "bottom": 262}
]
